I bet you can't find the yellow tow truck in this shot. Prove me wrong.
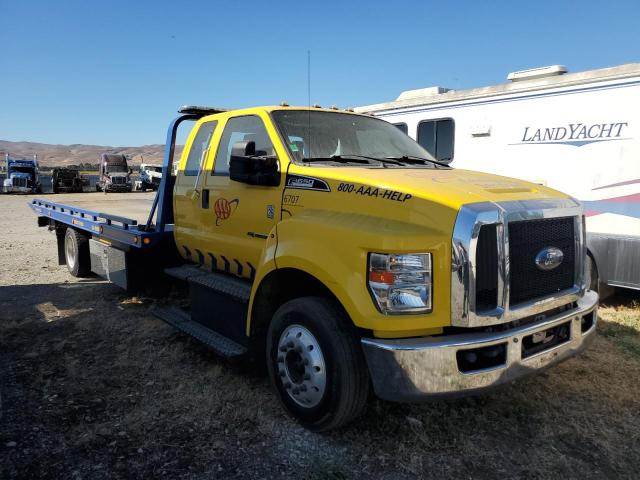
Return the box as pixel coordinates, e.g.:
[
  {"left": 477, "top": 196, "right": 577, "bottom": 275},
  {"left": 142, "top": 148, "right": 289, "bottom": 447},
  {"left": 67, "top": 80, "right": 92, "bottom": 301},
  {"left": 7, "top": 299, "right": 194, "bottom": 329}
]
[{"left": 30, "top": 105, "right": 598, "bottom": 431}]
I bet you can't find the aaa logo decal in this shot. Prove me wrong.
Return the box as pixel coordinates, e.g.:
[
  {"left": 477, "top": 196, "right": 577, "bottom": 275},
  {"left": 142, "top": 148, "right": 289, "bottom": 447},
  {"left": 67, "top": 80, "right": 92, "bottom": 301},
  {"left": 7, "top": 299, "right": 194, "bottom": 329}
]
[{"left": 214, "top": 197, "right": 239, "bottom": 226}]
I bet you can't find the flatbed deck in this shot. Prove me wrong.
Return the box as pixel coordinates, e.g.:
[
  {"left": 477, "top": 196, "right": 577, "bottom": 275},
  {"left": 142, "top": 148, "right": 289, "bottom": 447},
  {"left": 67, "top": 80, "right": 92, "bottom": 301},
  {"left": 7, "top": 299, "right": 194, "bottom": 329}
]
[
  {"left": 29, "top": 191, "right": 170, "bottom": 249},
  {"left": 34, "top": 191, "right": 156, "bottom": 224}
]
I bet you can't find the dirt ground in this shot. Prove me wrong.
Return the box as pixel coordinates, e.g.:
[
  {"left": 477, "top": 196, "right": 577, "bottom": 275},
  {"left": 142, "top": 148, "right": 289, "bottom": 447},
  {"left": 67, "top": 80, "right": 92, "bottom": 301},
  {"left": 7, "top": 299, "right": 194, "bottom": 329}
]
[{"left": 1, "top": 193, "right": 639, "bottom": 479}]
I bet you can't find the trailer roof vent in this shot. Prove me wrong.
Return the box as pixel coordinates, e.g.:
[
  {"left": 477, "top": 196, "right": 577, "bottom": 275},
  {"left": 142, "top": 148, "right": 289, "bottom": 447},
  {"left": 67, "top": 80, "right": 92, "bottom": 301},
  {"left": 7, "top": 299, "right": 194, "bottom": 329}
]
[
  {"left": 396, "top": 86, "right": 450, "bottom": 101},
  {"left": 507, "top": 65, "right": 568, "bottom": 82}
]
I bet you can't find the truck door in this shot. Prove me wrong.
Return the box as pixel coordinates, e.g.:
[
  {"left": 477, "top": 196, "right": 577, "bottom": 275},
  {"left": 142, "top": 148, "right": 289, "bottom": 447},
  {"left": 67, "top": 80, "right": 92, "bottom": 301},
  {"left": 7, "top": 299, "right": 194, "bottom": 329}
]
[
  {"left": 173, "top": 119, "right": 219, "bottom": 258},
  {"left": 200, "top": 114, "right": 283, "bottom": 279}
]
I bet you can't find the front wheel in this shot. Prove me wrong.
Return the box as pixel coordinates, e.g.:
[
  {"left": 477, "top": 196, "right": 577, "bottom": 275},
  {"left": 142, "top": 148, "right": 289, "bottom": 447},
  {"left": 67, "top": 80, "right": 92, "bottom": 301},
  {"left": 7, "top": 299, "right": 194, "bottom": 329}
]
[{"left": 266, "top": 297, "right": 370, "bottom": 432}]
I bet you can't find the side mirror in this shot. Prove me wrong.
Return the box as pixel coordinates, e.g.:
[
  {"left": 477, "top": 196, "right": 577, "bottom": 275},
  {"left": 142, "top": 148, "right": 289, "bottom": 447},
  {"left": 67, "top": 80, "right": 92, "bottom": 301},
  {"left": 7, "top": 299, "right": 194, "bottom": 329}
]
[{"left": 229, "top": 141, "right": 280, "bottom": 186}]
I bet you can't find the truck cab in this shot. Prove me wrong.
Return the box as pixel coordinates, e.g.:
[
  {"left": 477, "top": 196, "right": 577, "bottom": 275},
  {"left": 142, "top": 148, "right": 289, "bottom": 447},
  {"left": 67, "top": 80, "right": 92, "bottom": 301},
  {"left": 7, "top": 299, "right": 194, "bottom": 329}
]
[
  {"left": 169, "top": 106, "right": 597, "bottom": 429},
  {"left": 96, "top": 153, "right": 132, "bottom": 192},
  {"left": 136, "top": 163, "right": 163, "bottom": 191},
  {"left": 52, "top": 167, "right": 83, "bottom": 193},
  {"left": 3, "top": 154, "right": 41, "bottom": 193}
]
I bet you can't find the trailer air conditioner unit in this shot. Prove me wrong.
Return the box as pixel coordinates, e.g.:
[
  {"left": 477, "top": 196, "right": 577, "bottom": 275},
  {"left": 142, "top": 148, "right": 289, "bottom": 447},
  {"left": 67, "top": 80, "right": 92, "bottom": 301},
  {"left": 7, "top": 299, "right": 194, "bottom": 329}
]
[
  {"left": 396, "top": 86, "right": 450, "bottom": 101},
  {"left": 507, "top": 65, "right": 568, "bottom": 82}
]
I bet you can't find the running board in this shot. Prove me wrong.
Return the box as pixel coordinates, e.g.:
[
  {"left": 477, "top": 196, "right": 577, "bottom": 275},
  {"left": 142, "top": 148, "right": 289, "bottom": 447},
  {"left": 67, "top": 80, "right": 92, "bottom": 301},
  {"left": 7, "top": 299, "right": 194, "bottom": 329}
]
[
  {"left": 164, "top": 265, "right": 251, "bottom": 302},
  {"left": 153, "top": 305, "right": 247, "bottom": 358}
]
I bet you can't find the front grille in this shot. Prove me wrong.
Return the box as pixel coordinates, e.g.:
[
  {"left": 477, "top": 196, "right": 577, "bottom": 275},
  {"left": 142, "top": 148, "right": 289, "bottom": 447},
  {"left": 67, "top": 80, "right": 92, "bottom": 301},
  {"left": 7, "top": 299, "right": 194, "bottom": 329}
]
[
  {"left": 476, "top": 224, "right": 498, "bottom": 311},
  {"left": 111, "top": 176, "right": 126, "bottom": 184},
  {"left": 508, "top": 216, "right": 575, "bottom": 305},
  {"left": 152, "top": 177, "right": 161, "bottom": 184},
  {"left": 13, "top": 177, "right": 27, "bottom": 188}
]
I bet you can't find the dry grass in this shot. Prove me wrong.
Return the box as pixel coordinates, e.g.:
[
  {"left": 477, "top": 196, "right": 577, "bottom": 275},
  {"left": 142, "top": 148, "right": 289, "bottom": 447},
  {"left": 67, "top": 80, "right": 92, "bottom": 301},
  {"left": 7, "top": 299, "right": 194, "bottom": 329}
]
[
  {"left": 598, "top": 293, "right": 640, "bottom": 359},
  {"left": 1, "top": 284, "right": 638, "bottom": 479}
]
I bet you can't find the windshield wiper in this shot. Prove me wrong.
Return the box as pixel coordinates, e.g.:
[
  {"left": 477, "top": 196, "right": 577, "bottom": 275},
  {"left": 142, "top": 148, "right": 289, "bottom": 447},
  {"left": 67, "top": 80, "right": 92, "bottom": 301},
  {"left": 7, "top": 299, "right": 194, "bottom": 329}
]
[
  {"left": 385, "top": 155, "right": 450, "bottom": 168},
  {"left": 303, "top": 155, "right": 404, "bottom": 167}
]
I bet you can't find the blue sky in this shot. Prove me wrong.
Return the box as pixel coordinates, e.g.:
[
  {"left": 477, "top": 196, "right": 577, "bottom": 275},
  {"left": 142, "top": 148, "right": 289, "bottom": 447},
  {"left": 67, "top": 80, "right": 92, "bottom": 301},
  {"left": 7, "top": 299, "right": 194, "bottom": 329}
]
[{"left": 1, "top": 0, "right": 639, "bottom": 146}]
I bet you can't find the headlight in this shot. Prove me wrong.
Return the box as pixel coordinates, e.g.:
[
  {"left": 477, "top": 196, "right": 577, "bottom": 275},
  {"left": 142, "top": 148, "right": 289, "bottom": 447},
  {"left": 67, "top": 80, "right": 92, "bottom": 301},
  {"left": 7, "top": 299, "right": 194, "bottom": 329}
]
[{"left": 368, "top": 253, "right": 432, "bottom": 314}]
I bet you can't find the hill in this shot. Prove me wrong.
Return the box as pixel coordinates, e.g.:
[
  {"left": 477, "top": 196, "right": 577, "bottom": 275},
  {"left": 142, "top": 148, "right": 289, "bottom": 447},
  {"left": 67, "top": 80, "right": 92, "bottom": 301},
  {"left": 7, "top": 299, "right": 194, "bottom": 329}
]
[{"left": 0, "top": 140, "right": 183, "bottom": 168}]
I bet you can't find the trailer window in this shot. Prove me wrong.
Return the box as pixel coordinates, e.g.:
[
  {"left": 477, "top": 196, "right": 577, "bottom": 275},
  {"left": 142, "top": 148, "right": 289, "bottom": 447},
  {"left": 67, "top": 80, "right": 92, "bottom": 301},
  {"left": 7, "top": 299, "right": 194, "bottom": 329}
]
[
  {"left": 417, "top": 119, "right": 454, "bottom": 162},
  {"left": 213, "top": 116, "right": 274, "bottom": 176},
  {"left": 184, "top": 121, "right": 217, "bottom": 176},
  {"left": 393, "top": 123, "right": 408, "bottom": 135}
]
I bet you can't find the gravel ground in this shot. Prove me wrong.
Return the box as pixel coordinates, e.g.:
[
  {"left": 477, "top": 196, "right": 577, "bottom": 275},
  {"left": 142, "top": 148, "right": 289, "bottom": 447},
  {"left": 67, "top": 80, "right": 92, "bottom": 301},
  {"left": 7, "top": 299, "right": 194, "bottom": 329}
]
[{"left": 1, "top": 193, "right": 639, "bottom": 479}]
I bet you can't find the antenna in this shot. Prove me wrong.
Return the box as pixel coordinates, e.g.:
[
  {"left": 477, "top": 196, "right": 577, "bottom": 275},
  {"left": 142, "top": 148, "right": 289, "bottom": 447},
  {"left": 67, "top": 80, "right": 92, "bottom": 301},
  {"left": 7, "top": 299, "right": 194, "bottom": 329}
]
[{"left": 307, "top": 50, "right": 311, "bottom": 159}]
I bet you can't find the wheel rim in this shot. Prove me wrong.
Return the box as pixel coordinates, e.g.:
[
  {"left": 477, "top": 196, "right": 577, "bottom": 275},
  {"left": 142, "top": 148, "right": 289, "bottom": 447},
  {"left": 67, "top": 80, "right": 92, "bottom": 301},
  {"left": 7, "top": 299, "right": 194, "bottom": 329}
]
[
  {"left": 277, "top": 324, "right": 326, "bottom": 408},
  {"left": 65, "top": 233, "right": 76, "bottom": 269}
]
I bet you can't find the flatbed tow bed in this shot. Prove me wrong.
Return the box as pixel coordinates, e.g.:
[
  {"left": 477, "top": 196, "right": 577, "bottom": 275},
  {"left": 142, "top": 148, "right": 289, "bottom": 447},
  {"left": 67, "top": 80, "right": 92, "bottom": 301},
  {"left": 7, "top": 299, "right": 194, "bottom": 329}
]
[{"left": 30, "top": 192, "right": 161, "bottom": 250}]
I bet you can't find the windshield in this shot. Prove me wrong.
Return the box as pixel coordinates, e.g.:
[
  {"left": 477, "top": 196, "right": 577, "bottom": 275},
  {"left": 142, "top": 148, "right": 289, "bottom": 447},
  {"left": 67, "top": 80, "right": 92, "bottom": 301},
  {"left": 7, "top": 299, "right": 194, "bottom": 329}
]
[
  {"left": 106, "top": 165, "right": 128, "bottom": 173},
  {"left": 271, "top": 110, "right": 440, "bottom": 167},
  {"left": 150, "top": 166, "right": 163, "bottom": 173}
]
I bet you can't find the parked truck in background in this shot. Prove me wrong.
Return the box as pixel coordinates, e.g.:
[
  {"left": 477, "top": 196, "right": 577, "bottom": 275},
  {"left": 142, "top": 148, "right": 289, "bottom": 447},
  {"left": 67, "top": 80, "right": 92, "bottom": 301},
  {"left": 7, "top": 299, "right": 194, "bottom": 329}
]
[
  {"left": 30, "top": 105, "right": 598, "bottom": 431},
  {"left": 356, "top": 63, "right": 640, "bottom": 295},
  {"left": 135, "top": 163, "right": 163, "bottom": 191},
  {"left": 52, "top": 167, "right": 84, "bottom": 193},
  {"left": 3, "top": 153, "right": 41, "bottom": 193},
  {"left": 96, "top": 153, "right": 132, "bottom": 192}
]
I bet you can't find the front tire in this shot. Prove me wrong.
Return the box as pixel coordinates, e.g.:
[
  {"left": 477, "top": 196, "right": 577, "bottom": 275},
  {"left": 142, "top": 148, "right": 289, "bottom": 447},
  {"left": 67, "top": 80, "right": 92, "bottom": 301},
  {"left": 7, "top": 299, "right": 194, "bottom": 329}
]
[
  {"left": 64, "top": 228, "right": 91, "bottom": 277},
  {"left": 266, "top": 297, "right": 369, "bottom": 432}
]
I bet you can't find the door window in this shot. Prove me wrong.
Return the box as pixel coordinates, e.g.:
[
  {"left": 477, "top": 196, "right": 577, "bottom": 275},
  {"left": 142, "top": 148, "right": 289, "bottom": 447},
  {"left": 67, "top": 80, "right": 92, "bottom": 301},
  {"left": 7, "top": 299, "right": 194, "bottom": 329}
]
[
  {"left": 417, "top": 118, "right": 454, "bottom": 162},
  {"left": 184, "top": 121, "right": 217, "bottom": 176},
  {"left": 213, "top": 116, "right": 274, "bottom": 176}
]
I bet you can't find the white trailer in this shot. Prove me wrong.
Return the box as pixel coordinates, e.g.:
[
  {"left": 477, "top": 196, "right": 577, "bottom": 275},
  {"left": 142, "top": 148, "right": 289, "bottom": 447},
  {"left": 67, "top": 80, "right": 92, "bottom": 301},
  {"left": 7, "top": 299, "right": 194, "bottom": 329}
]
[{"left": 357, "top": 63, "right": 640, "bottom": 293}]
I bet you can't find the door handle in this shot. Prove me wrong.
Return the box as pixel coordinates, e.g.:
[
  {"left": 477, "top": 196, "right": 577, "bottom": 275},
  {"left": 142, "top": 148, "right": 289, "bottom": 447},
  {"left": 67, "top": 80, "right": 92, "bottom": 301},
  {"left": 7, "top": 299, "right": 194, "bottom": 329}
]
[{"left": 202, "top": 189, "right": 210, "bottom": 209}]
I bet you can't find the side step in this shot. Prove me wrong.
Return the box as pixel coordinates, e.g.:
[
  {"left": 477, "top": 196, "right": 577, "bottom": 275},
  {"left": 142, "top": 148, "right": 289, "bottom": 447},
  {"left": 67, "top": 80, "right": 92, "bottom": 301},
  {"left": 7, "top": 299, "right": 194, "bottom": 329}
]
[
  {"left": 153, "top": 305, "right": 247, "bottom": 358},
  {"left": 164, "top": 265, "right": 251, "bottom": 301}
]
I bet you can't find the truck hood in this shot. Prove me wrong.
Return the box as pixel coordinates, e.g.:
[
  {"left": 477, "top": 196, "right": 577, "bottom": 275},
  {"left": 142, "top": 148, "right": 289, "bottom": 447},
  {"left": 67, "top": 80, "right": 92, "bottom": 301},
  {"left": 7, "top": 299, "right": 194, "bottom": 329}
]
[{"left": 289, "top": 166, "right": 569, "bottom": 210}]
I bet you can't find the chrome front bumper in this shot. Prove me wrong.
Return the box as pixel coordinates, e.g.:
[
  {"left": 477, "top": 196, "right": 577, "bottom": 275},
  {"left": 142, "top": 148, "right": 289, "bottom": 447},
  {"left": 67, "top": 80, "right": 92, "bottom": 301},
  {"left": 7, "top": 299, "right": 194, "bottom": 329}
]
[{"left": 362, "top": 290, "right": 598, "bottom": 402}]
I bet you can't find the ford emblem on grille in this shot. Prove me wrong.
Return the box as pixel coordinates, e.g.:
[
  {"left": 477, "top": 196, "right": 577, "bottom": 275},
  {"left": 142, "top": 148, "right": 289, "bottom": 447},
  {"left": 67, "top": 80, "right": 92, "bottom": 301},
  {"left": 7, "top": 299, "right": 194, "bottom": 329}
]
[{"left": 535, "top": 247, "right": 564, "bottom": 271}]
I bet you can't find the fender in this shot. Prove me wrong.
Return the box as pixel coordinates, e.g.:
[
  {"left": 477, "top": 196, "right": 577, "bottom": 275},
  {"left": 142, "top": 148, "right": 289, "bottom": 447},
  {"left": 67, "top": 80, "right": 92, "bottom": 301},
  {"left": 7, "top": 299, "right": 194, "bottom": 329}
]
[{"left": 249, "top": 209, "right": 454, "bottom": 337}]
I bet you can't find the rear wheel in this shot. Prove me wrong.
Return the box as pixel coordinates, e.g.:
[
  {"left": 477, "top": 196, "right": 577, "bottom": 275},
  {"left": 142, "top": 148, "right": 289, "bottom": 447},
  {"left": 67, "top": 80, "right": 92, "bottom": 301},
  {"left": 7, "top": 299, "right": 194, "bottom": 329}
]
[
  {"left": 95, "top": 184, "right": 101, "bottom": 192},
  {"left": 64, "top": 228, "right": 91, "bottom": 277},
  {"left": 266, "top": 297, "right": 369, "bottom": 432}
]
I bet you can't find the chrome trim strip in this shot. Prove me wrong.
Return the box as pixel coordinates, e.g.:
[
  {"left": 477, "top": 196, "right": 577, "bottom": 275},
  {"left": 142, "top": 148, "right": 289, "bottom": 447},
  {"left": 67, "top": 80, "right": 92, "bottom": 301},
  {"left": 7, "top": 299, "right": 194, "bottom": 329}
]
[
  {"left": 451, "top": 198, "right": 586, "bottom": 327},
  {"left": 362, "top": 290, "right": 598, "bottom": 401}
]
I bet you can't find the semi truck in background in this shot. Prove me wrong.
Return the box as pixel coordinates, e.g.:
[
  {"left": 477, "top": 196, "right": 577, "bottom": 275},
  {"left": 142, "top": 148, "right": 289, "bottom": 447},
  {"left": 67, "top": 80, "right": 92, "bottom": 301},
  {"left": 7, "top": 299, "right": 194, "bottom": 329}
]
[
  {"left": 357, "top": 63, "right": 640, "bottom": 295},
  {"left": 135, "top": 163, "right": 163, "bottom": 191},
  {"left": 52, "top": 167, "right": 84, "bottom": 193},
  {"left": 96, "top": 153, "right": 133, "bottom": 192},
  {"left": 2, "top": 153, "right": 41, "bottom": 193}
]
